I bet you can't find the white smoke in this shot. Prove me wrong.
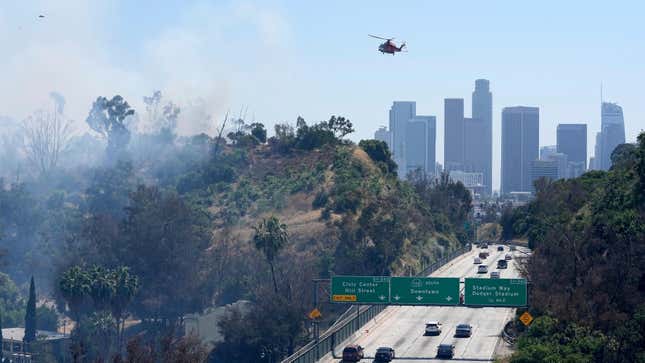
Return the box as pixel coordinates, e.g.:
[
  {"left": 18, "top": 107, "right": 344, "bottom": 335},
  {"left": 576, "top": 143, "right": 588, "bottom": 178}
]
[{"left": 0, "top": 1, "right": 293, "bottom": 138}]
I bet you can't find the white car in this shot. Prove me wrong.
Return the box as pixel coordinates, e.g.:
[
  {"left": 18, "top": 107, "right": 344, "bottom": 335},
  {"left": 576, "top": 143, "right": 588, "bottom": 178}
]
[
  {"left": 477, "top": 265, "right": 488, "bottom": 274},
  {"left": 425, "top": 321, "right": 442, "bottom": 335},
  {"left": 490, "top": 271, "right": 500, "bottom": 279},
  {"left": 473, "top": 257, "right": 482, "bottom": 264}
]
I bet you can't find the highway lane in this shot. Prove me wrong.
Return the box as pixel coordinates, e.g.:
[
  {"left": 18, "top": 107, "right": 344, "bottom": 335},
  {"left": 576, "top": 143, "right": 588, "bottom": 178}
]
[{"left": 319, "top": 245, "right": 525, "bottom": 363}]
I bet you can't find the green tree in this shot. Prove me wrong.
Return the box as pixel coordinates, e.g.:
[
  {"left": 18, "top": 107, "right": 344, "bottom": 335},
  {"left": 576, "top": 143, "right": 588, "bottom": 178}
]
[
  {"left": 88, "top": 266, "right": 115, "bottom": 311},
  {"left": 0, "top": 272, "right": 24, "bottom": 327},
  {"left": 327, "top": 115, "right": 354, "bottom": 139},
  {"left": 358, "top": 139, "right": 397, "bottom": 175},
  {"left": 118, "top": 185, "right": 212, "bottom": 326},
  {"left": 59, "top": 266, "right": 92, "bottom": 323},
  {"left": 35, "top": 306, "right": 58, "bottom": 332},
  {"left": 253, "top": 216, "right": 289, "bottom": 293},
  {"left": 23, "top": 276, "right": 36, "bottom": 343},
  {"left": 110, "top": 266, "right": 138, "bottom": 349},
  {"left": 0, "top": 309, "right": 3, "bottom": 361},
  {"left": 250, "top": 123, "right": 267, "bottom": 143},
  {"left": 85, "top": 95, "right": 135, "bottom": 163}
]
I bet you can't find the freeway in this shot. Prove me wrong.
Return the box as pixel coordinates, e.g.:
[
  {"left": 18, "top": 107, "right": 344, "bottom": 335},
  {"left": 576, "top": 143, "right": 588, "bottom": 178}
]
[{"left": 319, "top": 245, "right": 527, "bottom": 362}]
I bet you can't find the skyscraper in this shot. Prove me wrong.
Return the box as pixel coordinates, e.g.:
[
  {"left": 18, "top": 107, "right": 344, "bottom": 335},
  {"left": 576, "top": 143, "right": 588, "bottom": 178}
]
[
  {"left": 540, "top": 145, "right": 557, "bottom": 161},
  {"left": 529, "top": 160, "right": 559, "bottom": 192},
  {"left": 590, "top": 132, "right": 602, "bottom": 170},
  {"left": 374, "top": 126, "right": 391, "bottom": 149},
  {"left": 389, "top": 101, "right": 416, "bottom": 174},
  {"left": 405, "top": 116, "right": 436, "bottom": 177},
  {"left": 557, "top": 123, "right": 587, "bottom": 177},
  {"left": 472, "top": 79, "right": 493, "bottom": 196},
  {"left": 444, "top": 98, "right": 465, "bottom": 172},
  {"left": 599, "top": 102, "right": 625, "bottom": 170},
  {"left": 501, "top": 107, "right": 539, "bottom": 195}
]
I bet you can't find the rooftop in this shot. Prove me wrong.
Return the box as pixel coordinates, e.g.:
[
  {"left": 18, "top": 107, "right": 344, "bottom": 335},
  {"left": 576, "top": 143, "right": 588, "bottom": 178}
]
[{"left": 2, "top": 328, "right": 69, "bottom": 342}]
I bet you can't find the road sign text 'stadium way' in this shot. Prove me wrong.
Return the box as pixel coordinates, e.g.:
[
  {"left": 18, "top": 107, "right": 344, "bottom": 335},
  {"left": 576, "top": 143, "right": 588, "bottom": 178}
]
[
  {"left": 464, "top": 278, "right": 527, "bottom": 307},
  {"left": 331, "top": 276, "right": 390, "bottom": 304},
  {"left": 390, "top": 277, "right": 459, "bottom": 305}
]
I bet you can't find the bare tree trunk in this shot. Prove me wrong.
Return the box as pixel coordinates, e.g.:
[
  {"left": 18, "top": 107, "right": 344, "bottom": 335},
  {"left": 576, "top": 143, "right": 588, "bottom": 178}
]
[{"left": 270, "top": 262, "right": 279, "bottom": 294}]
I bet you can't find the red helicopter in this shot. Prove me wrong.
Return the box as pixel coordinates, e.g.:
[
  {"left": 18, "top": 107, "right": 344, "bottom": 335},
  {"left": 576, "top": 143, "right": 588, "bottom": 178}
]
[{"left": 369, "top": 34, "right": 406, "bottom": 55}]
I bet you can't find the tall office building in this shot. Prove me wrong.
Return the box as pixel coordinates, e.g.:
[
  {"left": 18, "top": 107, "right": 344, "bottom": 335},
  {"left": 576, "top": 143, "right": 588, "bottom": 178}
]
[
  {"left": 472, "top": 79, "right": 493, "bottom": 196},
  {"left": 501, "top": 107, "right": 539, "bottom": 195},
  {"left": 557, "top": 123, "right": 587, "bottom": 178},
  {"left": 529, "top": 160, "right": 559, "bottom": 192},
  {"left": 599, "top": 102, "right": 625, "bottom": 170},
  {"left": 464, "top": 117, "right": 486, "bottom": 172},
  {"left": 389, "top": 102, "right": 416, "bottom": 175},
  {"left": 546, "top": 152, "right": 568, "bottom": 179},
  {"left": 405, "top": 116, "right": 436, "bottom": 176},
  {"left": 444, "top": 99, "right": 465, "bottom": 172},
  {"left": 540, "top": 145, "right": 557, "bottom": 161},
  {"left": 374, "top": 126, "right": 391, "bottom": 149},
  {"left": 590, "top": 132, "right": 602, "bottom": 170}
]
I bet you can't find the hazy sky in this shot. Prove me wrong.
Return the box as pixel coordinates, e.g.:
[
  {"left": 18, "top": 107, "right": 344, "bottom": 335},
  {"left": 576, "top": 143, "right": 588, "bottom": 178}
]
[{"left": 1, "top": 0, "right": 644, "bottom": 190}]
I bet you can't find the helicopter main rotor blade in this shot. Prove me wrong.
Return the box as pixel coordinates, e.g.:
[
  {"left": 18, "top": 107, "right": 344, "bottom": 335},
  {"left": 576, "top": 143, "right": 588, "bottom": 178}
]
[{"left": 369, "top": 34, "right": 393, "bottom": 41}]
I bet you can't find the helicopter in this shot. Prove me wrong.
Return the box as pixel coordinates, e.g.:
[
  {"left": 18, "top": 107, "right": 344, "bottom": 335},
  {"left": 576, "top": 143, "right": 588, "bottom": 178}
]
[{"left": 369, "top": 34, "right": 406, "bottom": 55}]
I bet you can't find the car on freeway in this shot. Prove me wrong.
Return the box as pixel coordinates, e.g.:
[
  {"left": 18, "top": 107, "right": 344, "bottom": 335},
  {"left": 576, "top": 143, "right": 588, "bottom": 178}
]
[
  {"left": 436, "top": 343, "right": 455, "bottom": 359},
  {"left": 481, "top": 243, "right": 488, "bottom": 249},
  {"left": 497, "top": 259, "right": 508, "bottom": 269},
  {"left": 374, "top": 347, "right": 395, "bottom": 362},
  {"left": 477, "top": 265, "right": 488, "bottom": 274},
  {"left": 478, "top": 251, "right": 489, "bottom": 259},
  {"left": 342, "top": 344, "right": 364, "bottom": 362},
  {"left": 490, "top": 271, "right": 500, "bottom": 278},
  {"left": 505, "top": 253, "right": 513, "bottom": 260},
  {"left": 455, "top": 323, "right": 473, "bottom": 337},
  {"left": 425, "top": 321, "right": 442, "bottom": 335},
  {"left": 473, "top": 257, "right": 482, "bottom": 264},
  {"left": 497, "top": 245, "right": 504, "bottom": 251}
]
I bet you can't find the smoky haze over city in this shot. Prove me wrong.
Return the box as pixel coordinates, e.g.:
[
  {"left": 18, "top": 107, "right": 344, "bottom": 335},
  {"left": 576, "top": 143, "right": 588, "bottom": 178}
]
[{"left": 1, "top": 1, "right": 644, "bottom": 363}]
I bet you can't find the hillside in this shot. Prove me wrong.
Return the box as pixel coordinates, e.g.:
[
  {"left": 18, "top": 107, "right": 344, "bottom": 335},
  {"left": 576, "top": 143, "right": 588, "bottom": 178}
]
[
  {"left": 503, "top": 134, "right": 645, "bottom": 362},
  {"left": 0, "top": 116, "right": 472, "bottom": 362}
]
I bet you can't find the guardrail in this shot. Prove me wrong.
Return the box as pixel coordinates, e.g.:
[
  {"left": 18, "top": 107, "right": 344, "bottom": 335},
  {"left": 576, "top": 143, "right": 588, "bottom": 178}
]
[{"left": 281, "top": 244, "right": 471, "bottom": 363}]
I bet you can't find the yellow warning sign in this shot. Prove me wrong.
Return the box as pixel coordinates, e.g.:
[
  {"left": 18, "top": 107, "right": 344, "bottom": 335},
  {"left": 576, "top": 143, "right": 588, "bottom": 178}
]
[
  {"left": 332, "top": 294, "right": 357, "bottom": 302},
  {"left": 519, "top": 311, "right": 533, "bottom": 326},
  {"left": 308, "top": 308, "right": 322, "bottom": 320}
]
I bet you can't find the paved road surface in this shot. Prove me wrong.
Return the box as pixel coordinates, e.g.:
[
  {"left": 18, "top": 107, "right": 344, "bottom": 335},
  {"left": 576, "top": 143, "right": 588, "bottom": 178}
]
[{"left": 319, "top": 245, "right": 526, "bottom": 362}]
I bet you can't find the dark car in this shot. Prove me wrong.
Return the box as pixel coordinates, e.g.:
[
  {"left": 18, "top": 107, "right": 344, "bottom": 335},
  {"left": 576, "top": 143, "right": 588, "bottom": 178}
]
[
  {"left": 455, "top": 323, "right": 472, "bottom": 337},
  {"left": 342, "top": 344, "right": 364, "bottom": 362},
  {"left": 436, "top": 343, "right": 455, "bottom": 359},
  {"left": 481, "top": 243, "right": 488, "bottom": 249},
  {"left": 497, "top": 245, "right": 504, "bottom": 251},
  {"left": 478, "top": 251, "right": 489, "bottom": 259},
  {"left": 374, "top": 347, "right": 395, "bottom": 362},
  {"left": 497, "top": 259, "right": 508, "bottom": 269}
]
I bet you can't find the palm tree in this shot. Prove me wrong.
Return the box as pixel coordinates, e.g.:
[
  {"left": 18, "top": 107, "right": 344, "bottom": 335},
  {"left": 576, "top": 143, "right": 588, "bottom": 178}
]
[
  {"left": 59, "top": 266, "right": 92, "bottom": 325},
  {"left": 109, "top": 266, "right": 138, "bottom": 349},
  {"left": 253, "top": 216, "right": 289, "bottom": 293},
  {"left": 89, "top": 266, "right": 115, "bottom": 311}
]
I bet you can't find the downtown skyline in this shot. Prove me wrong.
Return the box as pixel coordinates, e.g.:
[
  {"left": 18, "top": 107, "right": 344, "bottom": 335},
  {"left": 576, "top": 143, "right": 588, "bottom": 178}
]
[{"left": 377, "top": 79, "right": 636, "bottom": 194}]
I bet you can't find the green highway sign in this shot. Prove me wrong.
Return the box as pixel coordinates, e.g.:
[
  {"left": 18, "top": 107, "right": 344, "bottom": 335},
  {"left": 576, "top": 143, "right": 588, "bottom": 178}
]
[
  {"left": 331, "top": 276, "right": 390, "bottom": 304},
  {"left": 390, "top": 277, "right": 459, "bottom": 305},
  {"left": 464, "top": 278, "right": 527, "bottom": 307}
]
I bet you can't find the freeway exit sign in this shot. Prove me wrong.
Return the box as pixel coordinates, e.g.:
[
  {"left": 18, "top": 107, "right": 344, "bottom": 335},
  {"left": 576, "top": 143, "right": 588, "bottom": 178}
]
[
  {"left": 390, "top": 277, "right": 459, "bottom": 305},
  {"left": 331, "top": 276, "right": 390, "bottom": 304},
  {"left": 464, "top": 278, "right": 527, "bottom": 307}
]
